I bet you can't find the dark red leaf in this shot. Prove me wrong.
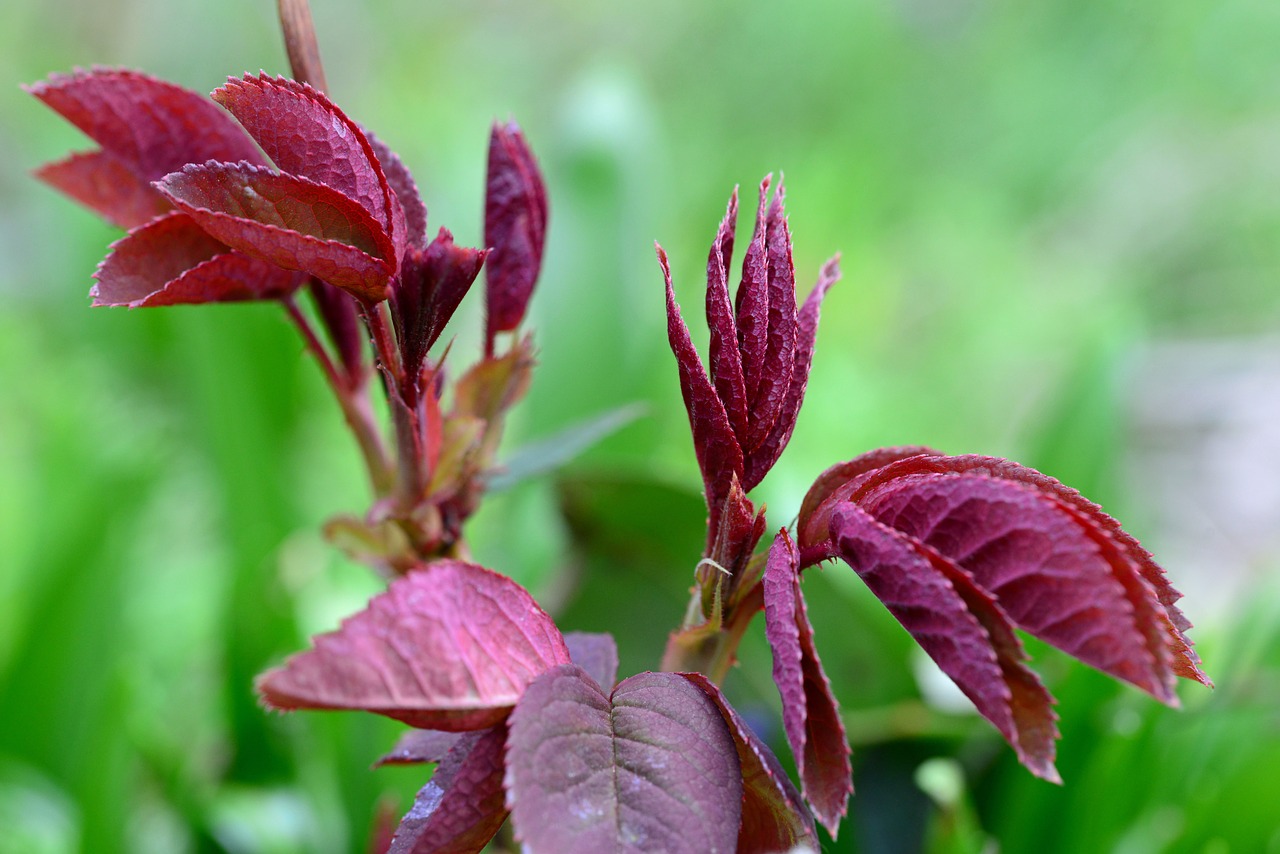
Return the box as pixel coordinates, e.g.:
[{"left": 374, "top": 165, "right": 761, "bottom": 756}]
[
  {"left": 659, "top": 244, "right": 744, "bottom": 529},
  {"left": 563, "top": 631, "right": 619, "bottom": 691},
  {"left": 387, "top": 724, "right": 508, "bottom": 854},
  {"left": 745, "top": 180, "right": 798, "bottom": 453},
  {"left": 308, "top": 278, "right": 367, "bottom": 379},
  {"left": 26, "top": 68, "right": 264, "bottom": 181},
  {"left": 34, "top": 150, "right": 170, "bottom": 229},
  {"left": 857, "top": 467, "right": 1182, "bottom": 702},
  {"left": 92, "top": 212, "right": 298, "bottom": 307},
  {"left": 393, "top": 228, "right": 487, "bottom": 384},
  {"left": 212, "top": 74, "right": 402, "bottom": 247},
  {"left": 157, "top": 162, "right": 395, "bottom": 300},
  {"left": 857, "top": 454, "right": 1210, "bottom": 688},
  {"left": 256, "top": 560, "right": 571, "bottom": 731},
  {"left": 367, "top": 131, "right": 429, "bottom": 250},
  {"left": 680, "top": 673, "right": 819, "bottom": 853},
  {"left": 705, "top": 189, "right": 749, "bottom": 440},
  {"left": 484, "top": 121, "right": 548, "bottom": 348},
  {"left": 762, "top": 529, "right": 851, "bottom": 835},
  {"left": 744, "top": 254, "right": 841, "bottom": 490},
  {"left": 374, "top": 728, "right": 462, "bottom": 767},
  {"left": 796, "top": 445, "right": 941, "bottom": 550},
  {"left": 734, "top": 177, "right": 772, "bottom": 404},
  {"left": 829, "top": 502, "right": 1062, "bottom": 781},
  {"left": 505, "top": 665, "right": 742, "bottom": 854}
]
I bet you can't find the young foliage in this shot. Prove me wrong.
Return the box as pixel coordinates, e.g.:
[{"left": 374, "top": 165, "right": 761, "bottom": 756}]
[{"left": 30, "top": 5, "right": 1211, "bottom": 850}]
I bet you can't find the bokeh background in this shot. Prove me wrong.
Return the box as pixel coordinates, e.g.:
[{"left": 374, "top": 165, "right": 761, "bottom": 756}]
[{"left": 3, "top": 0, "right": 1279, "bottom": 851}]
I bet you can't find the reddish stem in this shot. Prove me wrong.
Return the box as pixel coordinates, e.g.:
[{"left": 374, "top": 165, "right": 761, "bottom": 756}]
[{"left": 277, "top": 0, "right": 329, "bottom": 91}]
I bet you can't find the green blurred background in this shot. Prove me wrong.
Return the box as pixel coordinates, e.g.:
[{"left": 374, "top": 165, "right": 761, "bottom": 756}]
[{"left": 3, "top": 0, "right": 1279, "bottom": 851}]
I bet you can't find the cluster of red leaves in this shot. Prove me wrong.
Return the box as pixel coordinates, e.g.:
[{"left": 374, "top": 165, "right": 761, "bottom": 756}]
[
  {"left": 29, "top": 68, "right": 548, "bottom": 567},
  {"left": 661, "top": 181, "right": 1213, "bottom": 836}
]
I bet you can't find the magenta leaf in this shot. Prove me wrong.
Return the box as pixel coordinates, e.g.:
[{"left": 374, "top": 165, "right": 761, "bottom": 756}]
[
  {"left": 734, "top": 178, "right": 772, "bottom": 403},
  {"left": 484, "top": 121, "right": 548, "bottom": 349},
  {"left": 157, "top": 162, "right": 395, "bottom": 300},
  {"left": 367, "top": 131, "right": 429, "bottom": 250},
  {"left": 680, "top": 673, "right": 819, "bottom": 853},
  {"left": 762, "top": 529, "right": 851, "bottom": 835},
  {"left": 387, "top": 724, "right": 509, "bottom": 854},
  {"left": 26, "top": 68, "right": 264, "bottom": 183},
  {"left": 256, "top": 560, "right": 571, "bottom": 731},
  {"left": 563, "top": 631, "right": 619, "bottom": 691},
  {"left": 212, "top": 74, "right": 403, "bottom": 252},
  {"left": 830, "top": 502, "right": 1061, "bottom": 781},
  {"left": 34, "top": 150, "right": 170, "bottom": 229},
  {"left": 744, "top": 180, "right": 797, "bottom": 453},
  {"left": 374, "top": 729, "right": 463, "bottom": 767},
  {"left": 660, "top": 244, "right": 745, "bottom": 527},
  {"left": 505, "top": 665, "right": 742, "bottom": 854},
  {"left": 92, "top": 212, "right": 300, "bottom": 307}
]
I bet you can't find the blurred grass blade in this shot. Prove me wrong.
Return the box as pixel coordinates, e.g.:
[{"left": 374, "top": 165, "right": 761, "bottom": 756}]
[{"left": 488, "top": 402, "right": 646, "bottom": 491}]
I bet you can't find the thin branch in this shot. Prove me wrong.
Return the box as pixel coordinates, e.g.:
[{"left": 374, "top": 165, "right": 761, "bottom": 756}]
[{"left": 277, "top": 0, "right": 329, "bottom": 91}]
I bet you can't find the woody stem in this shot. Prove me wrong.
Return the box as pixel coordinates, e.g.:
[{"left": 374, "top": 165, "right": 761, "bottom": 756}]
[{"left": 277, "top": 0, "right": 329, "bottom": 91}]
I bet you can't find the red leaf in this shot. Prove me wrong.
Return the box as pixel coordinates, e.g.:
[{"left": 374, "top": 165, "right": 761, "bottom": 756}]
[
  {"left": 796, "top": 446, "right": 941, "bottom": 550},
  {"left": 92, "top": 212, "right": 299, "bottom": 307},
  {"left": 734, "top": 177, "right": 772, "bottom": 405},
  {"left": 393, "top": 229, "right": 487, "bottom": 384},
  {"left": 864, "top": 454, "right": 1211, "bottom": 688},
  {"left": 26, "top": 68, "right": 264, "bottom": 181},
  {"left": 157, "top": 162, "right": 395, "bottom": 300},
  {"left": 745, "top": 180, "right": 798, "bottom": 453},
  {"left": 374, "top": 729, "right": 462, "bottom": 767},
  {"left": 680, "top": 673, "right": 820, "bottom": 853},
  {"left": 505, "top": 666, "right": 742, "bottom": 854},
  {"left": 368, "top": 131, "right": 429, "bottom": 250},
  {"left": 563, "top": 631, "right": 619, "bottom": 691},
  {"left": 829, "top": 503, "right": 1062, "bottom": 782},
  {"left": 484, "top": 121, "right": 548, "bottom": 347},
  {"left": 34, "top": 150, "right": 170, "bottom": 229},
  {"left": 762, "top": 529, "right": 851, "bottom": 835},
  {"left": 387, "top": 724, "right": 509, "bottom": 854},
  {"left": 705, "top": 188, "right": 749, "bottom": 440},
  {"left": 659, "top": 244, "right": 744, "bottom": 529},
  {"left": 744, "top": 254, "right": 841, "bottom": 490},
  {"left": 256, "top": 561, "right": 571, "bottom": 730},
  {"left": 212, "top": 74, "right": 402, "bottom": 248}
]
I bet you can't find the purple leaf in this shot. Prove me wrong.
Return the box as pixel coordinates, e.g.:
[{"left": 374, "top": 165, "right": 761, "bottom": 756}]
[
  {"left": 26, "top": 68, "right": 264, "bottom": 182},
  {"left": 484, "top": 121, "right": 548, "bottom": 349},
  {"left": 387, "top": 724, "right": 509, "bottom": 854},
  {"left": 157, "top": 162, "right": 395, "bottom": 300},
  {"left": 829, "top": 502, "right": 1062, "bottom": 781},
  {"left": 744, "top": 254, "right": 841, "bottom": 490},
  {"left": 92, "top": 212, "right": 299, "bottom": 307},
  {"left": 374, "top": 729, "right": 463, "bottom": 767},
  {"left": 212, "top": 74, "right": 402, "bottom": 250},
  {"left": 796, "top": 445, "right": 941, "bottom": 550},
  {"left": 659, "top": 244, "right": 744, "bottom": 530},
  {"left": 34, "top": 150, "right": 171, "bottom": 229},
  {"left": 563, "top": 631, "right": 619, "bottom": 691},
  {"left": 705, "top": 189, "right": 749, "bottom": 440},
  {"left": 256, "top": 560, "right": 571, "bottom": 731},
  {"left": 762, "top": 529, "right": 851, "bottom": 835},
  {"left": 680, "top": 673, "right": 819, "bottom": 853},
  {"left": 505, "top": 665, "right": 742, "bottom": 854}
]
